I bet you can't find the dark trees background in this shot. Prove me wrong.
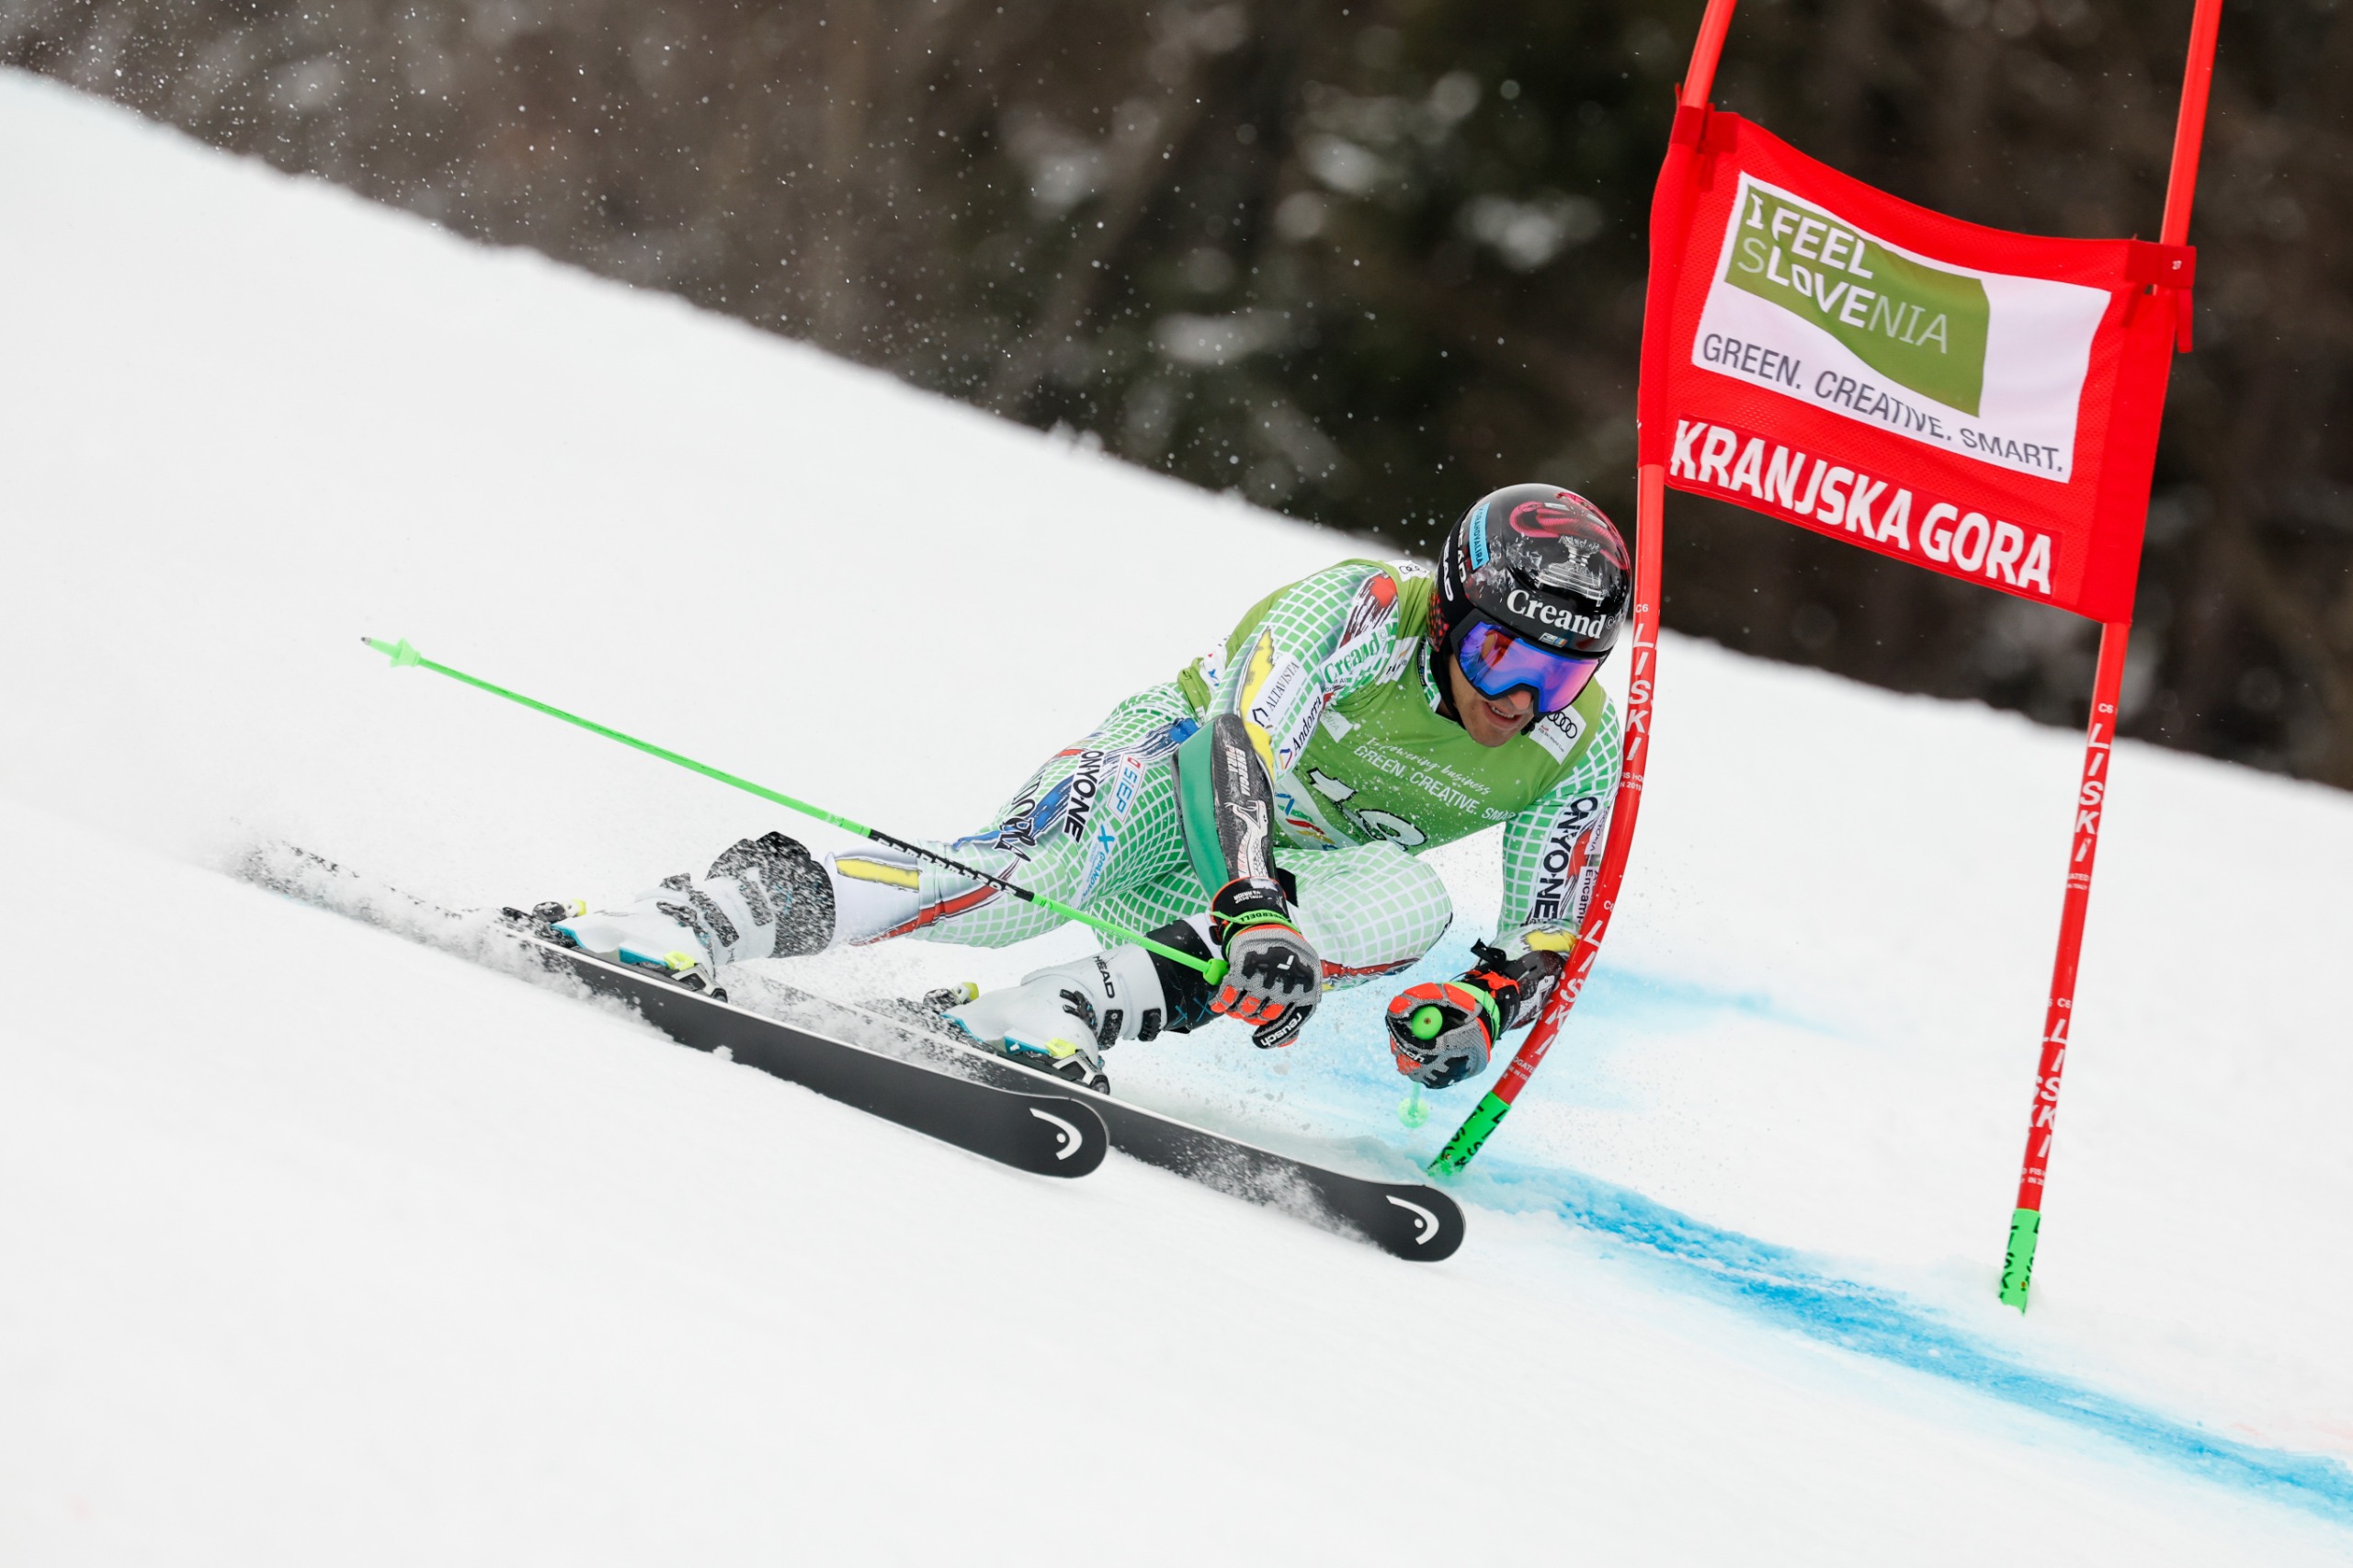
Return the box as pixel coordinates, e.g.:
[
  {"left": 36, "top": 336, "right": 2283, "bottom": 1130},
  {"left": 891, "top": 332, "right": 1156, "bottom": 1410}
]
[{"left": 9, "top": 0, "right": 2349, "bottom": 781}]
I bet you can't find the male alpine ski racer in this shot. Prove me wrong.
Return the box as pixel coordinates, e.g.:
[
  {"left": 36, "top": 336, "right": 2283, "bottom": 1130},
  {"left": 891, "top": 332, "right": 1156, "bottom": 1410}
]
[{"left": 540, "top": 483, "right": 1629, "bottom": 1095}]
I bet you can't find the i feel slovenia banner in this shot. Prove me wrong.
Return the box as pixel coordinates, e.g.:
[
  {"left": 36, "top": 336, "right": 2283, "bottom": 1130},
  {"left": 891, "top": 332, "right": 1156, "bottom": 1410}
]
[{"left": 1643, "top": 112, "right": 2193, "bottom": 623}]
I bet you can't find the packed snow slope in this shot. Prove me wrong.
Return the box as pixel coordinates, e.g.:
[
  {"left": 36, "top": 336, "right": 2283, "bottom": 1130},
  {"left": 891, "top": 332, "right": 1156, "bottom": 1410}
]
[{"left": 4, "top": 68, "right": 2349, "bottom": 1564}]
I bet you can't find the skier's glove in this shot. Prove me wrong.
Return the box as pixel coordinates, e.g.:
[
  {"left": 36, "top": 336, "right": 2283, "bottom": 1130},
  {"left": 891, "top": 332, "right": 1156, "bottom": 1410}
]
[
  {"left": 1209, "top": 877, "right": 1322, "bottom": 1049},
  {"left": 1384, "top": 941, "right": 1566, "bottom": 1088},
  {"left": 1384, "top": 982, "right": 1496, "bottom": 1089}
]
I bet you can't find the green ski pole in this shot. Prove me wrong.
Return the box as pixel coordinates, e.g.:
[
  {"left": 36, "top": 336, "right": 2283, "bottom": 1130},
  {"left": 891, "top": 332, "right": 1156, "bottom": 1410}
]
[{"left": 361, "top": 636, "right": 1228, "bottom": 985}]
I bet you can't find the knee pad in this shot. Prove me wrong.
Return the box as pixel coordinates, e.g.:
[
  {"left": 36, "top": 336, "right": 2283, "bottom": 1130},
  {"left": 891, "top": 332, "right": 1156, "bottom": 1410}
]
[{"left": 1292, "top": 845, "right": 1454, "bottom": 987}]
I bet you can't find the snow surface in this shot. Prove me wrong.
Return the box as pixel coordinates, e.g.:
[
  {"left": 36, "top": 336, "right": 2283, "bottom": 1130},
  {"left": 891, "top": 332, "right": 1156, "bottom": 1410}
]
[{"left": 3, "top": 67, "right": 2350, "bottom": 1562}]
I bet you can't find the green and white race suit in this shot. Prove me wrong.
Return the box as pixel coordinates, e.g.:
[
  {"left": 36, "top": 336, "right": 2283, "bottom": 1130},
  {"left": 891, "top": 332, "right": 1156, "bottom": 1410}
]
[{"left": 837, "top": 560, "right": 1620, "bottom": 989}]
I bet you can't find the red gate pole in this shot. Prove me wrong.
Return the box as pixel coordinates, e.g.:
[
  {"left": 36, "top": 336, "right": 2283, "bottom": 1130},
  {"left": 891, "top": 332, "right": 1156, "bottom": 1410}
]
[
  {"left": 1428, "top": 0, "right": 1738, "bottom": 1176},
  {"left": 1999, "top": 623, "right": 2129, "bottom": 1306},
  {"left": 1999, "top": 0, "right": 2222, "bottom": 1310}
]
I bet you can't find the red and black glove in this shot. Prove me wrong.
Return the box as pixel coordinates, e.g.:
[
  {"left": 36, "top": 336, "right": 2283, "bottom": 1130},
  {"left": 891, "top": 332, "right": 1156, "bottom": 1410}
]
[
  {"left": 1209, "top": 877, "right": 1322, "bottom": 1048},
  {"left": 1384, "top": 941, "right": 1566, "bottom": 1088}
]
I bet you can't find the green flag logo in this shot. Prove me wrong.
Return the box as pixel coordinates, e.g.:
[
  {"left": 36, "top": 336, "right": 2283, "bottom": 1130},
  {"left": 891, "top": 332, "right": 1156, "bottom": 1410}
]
[{"left": 1726, "top": 186, "right": 1991, "bottom": 416}]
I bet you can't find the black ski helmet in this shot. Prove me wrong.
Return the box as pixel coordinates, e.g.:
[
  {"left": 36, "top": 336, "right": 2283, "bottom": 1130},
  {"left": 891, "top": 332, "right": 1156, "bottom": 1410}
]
[{"left": 1432, "top": 484, "right": 1631, "bottom": 660}]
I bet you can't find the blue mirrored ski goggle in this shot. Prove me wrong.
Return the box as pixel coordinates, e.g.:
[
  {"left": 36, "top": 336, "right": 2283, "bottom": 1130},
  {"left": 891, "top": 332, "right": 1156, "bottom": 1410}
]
[{"left": 1454, "top": 617, "right": 1604, "bottom": 714}]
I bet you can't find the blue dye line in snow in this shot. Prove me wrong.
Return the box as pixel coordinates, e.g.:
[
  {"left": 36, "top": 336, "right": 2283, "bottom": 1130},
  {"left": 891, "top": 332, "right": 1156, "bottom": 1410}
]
[
  {"left": 1571, "top": 960, "right": 1832, "bottom": 1038},
  {"left": 1404, "top": 941, "right": 1825, "bottom": 1041},
  {"left": 1467, "top": 1158, "right": 2353, "bottom": 1527},
  {"left": 1233, "top": 942, "right": 2345, "bottom": 1522},
  {"left": 1306, "top": 946, "right": 1834, "bottom": 1103}
]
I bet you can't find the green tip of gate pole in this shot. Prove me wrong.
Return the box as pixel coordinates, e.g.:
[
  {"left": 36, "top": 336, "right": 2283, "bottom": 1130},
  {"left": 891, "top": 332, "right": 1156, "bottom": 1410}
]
[
  {"left": 1999, "top": 1206, "right": 2041, "bottom": 1311},
  {"left": 363, "top": 635, "right": 423, "bottom": 669},
  {"left": 1427, "top": 1089, "right": 1511, "bottom": 1178}
]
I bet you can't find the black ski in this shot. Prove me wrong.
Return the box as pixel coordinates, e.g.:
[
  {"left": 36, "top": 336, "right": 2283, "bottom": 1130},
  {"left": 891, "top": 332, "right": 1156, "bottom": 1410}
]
[
  {"left": 245, "top": 845, "right": 1456, "bottom": 1256},
  {"left": 753, "top": 983, "right": 1467, "bottom": 1262},
  {"left": 1027, "top": 1059, "right": 1467, "bottom": 1261},
  {"left": 244, "top": 847, "right": 1105, "bottom": 1179},
  {"left": 512, "top": 935, "right": 1107, "bottom": 1178}
]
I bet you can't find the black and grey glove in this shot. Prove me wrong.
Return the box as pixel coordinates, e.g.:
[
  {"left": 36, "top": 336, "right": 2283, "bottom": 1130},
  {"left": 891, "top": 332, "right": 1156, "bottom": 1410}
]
[{"left": 1208, "top": 877, "right": 1322, "bottom": 1048}]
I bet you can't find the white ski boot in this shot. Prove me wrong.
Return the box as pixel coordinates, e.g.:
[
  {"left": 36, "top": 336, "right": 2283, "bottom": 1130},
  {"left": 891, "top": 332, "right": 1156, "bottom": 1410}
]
[{"left": 938, "top": 943, "right": 1173, "bottom": 1093}]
